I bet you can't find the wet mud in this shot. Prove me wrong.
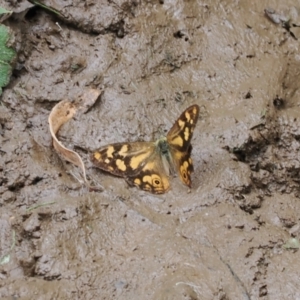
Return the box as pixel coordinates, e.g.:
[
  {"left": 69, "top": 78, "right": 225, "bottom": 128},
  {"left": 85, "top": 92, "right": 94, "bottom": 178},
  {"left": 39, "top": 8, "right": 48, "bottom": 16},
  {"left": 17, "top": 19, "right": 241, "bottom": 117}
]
[{"left": 1, "top": 0, "right": 300, "bottom": 299}]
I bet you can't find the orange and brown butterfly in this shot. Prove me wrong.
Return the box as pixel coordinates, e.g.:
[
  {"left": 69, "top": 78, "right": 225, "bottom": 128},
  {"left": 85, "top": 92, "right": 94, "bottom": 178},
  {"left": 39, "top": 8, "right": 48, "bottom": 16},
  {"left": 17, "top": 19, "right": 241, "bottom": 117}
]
[{"left": 90, "top": 104, "right": 199, "bottom": 194}]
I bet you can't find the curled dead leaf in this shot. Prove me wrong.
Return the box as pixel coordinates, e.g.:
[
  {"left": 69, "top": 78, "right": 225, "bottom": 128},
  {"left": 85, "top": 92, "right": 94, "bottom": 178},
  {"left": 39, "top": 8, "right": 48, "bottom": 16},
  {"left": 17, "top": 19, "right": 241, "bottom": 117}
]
[{"left": 48, "top": 89, "right": 102, "bottom": 190}]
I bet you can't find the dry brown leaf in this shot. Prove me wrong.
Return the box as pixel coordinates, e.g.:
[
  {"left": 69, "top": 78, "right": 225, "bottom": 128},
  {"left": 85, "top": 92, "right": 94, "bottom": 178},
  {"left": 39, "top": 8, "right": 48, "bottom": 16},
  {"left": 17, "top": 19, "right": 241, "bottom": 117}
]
[{"left": 48, "top": 89, "right": 101, "bottom": 189}]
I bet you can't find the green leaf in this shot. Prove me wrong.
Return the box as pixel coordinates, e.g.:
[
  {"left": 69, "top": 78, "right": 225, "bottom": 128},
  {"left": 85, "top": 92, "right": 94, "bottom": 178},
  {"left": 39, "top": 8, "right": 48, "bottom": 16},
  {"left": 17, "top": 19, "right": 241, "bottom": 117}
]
[
  {"left": 283, "top": 238, "right": 300, "bottom": 249},
  {"left": 0, "top": 230, "right": 15, "bottom": 265},
  {"left": 0, "top": 254, "right": 10, "bottom": 265},
  {"left": 0, "top": 7, "right": 13, "bottom": 23},
  {"left": 0, "top": 24, "right": 16, "bottom": 95},
  {"left": 0, "top": 7, "right": 12, "bottom": 14}
]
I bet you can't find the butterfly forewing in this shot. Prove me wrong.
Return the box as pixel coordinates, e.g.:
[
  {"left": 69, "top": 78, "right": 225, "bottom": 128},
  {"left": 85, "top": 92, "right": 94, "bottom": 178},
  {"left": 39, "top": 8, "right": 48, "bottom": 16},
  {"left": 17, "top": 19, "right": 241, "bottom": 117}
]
[
  {"left": 91, "top": 142, "right": 156, "bottom": 177},
  {"left": 167, "top": 104, "right": 199, "bottom": 152}
]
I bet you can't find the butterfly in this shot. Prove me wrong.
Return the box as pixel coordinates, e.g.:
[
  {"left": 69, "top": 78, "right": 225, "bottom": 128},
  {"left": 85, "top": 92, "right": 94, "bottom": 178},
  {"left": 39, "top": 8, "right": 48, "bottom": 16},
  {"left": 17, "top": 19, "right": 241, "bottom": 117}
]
[{"left": 90, "top": 104, "right": 199, "bottom": 194}]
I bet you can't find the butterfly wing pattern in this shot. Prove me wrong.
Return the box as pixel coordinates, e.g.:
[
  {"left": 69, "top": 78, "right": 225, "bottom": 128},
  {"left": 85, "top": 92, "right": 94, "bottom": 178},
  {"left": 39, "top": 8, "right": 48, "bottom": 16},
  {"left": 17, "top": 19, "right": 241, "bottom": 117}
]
[
  {"left": 167, "top": 104, "right": 199, "bottom": 187},
  {"left": 90, "top": 104, "right": 199, "bottom": 194}
]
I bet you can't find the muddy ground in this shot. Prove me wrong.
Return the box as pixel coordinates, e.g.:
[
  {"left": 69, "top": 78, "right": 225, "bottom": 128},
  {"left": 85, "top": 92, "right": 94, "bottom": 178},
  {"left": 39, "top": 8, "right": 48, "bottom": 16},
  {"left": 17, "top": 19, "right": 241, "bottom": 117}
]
[{"left": 1, "top": 0, "right": 300, "bottom": 299}]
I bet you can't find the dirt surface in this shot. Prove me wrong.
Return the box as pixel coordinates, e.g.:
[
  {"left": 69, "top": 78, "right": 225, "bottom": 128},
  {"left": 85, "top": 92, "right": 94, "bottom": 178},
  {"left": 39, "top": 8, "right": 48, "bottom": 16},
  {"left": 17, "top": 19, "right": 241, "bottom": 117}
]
[{"left": 1, "top": 0, "right": 300, "bottom": 299}]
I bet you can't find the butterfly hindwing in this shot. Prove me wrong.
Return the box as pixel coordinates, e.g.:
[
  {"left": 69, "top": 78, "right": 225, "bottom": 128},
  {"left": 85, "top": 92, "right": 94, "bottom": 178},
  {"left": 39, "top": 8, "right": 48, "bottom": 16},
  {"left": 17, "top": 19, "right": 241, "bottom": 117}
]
[
  {"left": 169, "top": 145, "right": 194, "bottom": 187},
  {"left": 126, "top": 153, "right": 170, "bottom": 194}
]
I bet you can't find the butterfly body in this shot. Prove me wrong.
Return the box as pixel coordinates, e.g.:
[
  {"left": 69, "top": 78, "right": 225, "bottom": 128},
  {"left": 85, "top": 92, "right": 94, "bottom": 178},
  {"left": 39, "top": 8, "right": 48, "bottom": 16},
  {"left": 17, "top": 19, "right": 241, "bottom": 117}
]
[{"left": 91, "top": 104, "right": 199, "bottom": 194}]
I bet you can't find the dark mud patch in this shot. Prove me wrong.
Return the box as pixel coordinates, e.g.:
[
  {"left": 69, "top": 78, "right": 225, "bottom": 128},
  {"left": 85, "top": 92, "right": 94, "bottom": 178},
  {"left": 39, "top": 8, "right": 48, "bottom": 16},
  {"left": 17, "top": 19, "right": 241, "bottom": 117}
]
[{"left": 1, "top": 0, "right": 300, "bottom": 299}]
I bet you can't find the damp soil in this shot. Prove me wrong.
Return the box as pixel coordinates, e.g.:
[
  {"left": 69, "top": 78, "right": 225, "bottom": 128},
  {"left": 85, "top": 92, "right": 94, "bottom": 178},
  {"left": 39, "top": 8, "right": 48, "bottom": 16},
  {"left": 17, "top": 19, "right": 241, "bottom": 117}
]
[{"left": 1, "top": 0, "right": 300, "bottom": 299}]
